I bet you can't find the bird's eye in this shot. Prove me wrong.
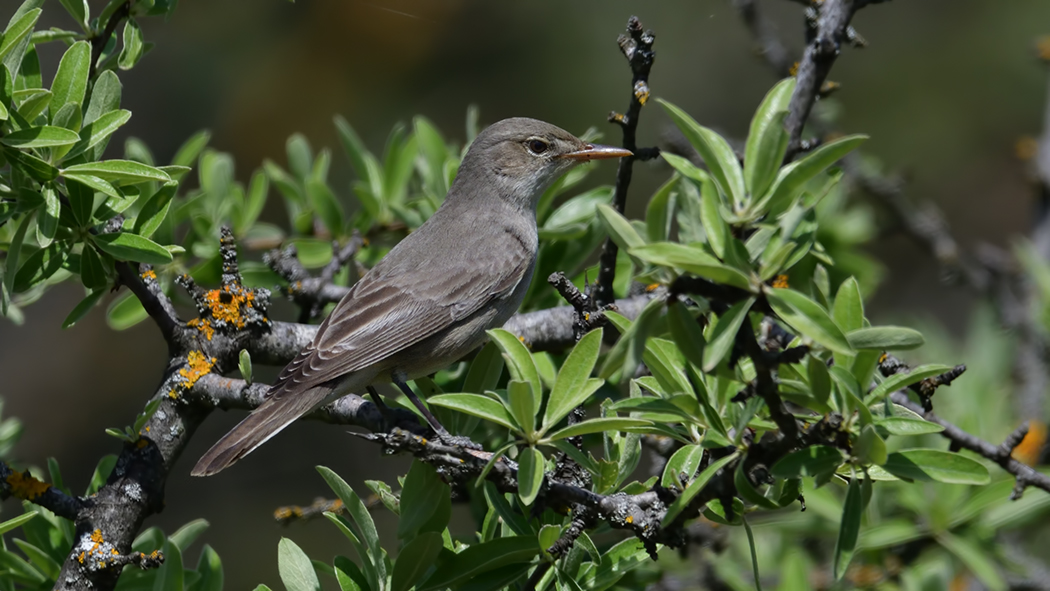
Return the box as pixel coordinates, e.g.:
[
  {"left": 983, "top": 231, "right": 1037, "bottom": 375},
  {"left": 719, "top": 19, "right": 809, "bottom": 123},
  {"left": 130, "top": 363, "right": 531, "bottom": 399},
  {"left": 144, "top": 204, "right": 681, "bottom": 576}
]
[{"left": 526, "top": 138, "right": 550, "bottom": 155}]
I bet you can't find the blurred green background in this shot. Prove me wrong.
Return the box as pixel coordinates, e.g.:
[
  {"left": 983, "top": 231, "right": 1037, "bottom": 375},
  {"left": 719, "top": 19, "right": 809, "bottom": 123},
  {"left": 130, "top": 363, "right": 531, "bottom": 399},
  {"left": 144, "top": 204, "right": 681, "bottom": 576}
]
[{"left": 2, "top": 0, "right": 1049, "bottom": 587}]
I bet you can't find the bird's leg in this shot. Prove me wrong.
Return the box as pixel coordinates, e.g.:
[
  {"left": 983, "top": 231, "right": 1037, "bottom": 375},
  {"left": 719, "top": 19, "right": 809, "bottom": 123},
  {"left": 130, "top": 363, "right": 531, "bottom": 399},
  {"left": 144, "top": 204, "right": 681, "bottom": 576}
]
[
  {"left": 391, "top": 375, "right": 452, "bottom": 437},
  {"left": 365, "top": 385, "right": 394, "bottom": 430},
  {"left": 391, "top": 375, "right": 481, "bottom": 449}
]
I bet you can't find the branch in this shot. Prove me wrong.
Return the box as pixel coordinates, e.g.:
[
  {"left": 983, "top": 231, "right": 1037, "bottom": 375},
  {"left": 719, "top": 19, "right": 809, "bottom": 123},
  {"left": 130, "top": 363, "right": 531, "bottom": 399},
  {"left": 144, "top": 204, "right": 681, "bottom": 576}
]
[
  {"left": 0, "top": 461, "right": 85, "bottom": 520},
  {"left": 733, "top": 0, "right": 794, "bottom": 77},
  {"left": 595, "top": 16, "right": 658, "bottom": 307},
  {"left": 783, "top": 0, "right": 860, "bottom": 160},
  {"left": 265, "top": 231, "right": 364, "bottom": 322},
  {"left": 115, "top": 262, "right": 181, "bottom": 346},
  {"left": 89, "top": 1, "right": 131, "bottom": 80}
]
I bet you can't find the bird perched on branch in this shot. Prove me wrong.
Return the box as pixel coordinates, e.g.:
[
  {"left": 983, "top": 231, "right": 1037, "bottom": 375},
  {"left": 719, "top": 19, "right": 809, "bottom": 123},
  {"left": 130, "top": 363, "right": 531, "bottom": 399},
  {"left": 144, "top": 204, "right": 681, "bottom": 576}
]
[{"left": 192, "top": 117, "right": 631, "bottom": 476}]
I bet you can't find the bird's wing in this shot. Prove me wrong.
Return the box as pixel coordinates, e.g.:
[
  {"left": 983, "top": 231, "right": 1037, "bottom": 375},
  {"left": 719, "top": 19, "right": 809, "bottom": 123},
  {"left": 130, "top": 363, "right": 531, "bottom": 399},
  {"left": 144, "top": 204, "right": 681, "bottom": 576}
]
[{"left": 268, "top": 234, "right": 532, "bottom": 398}]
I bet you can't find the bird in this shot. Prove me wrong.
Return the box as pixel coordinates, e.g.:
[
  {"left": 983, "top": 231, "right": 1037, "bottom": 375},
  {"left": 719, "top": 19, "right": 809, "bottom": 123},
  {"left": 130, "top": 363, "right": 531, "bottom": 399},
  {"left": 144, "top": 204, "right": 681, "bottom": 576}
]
[{"left": 192, "top": 117, "right": 631, "bottom": 476}]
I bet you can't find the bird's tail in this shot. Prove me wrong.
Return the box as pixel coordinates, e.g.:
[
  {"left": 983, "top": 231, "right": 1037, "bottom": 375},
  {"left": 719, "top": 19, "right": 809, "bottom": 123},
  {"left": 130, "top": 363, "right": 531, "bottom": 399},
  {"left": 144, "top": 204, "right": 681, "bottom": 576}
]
[{"left": 191, "top": 385, "right": 332, "bottom": 476}]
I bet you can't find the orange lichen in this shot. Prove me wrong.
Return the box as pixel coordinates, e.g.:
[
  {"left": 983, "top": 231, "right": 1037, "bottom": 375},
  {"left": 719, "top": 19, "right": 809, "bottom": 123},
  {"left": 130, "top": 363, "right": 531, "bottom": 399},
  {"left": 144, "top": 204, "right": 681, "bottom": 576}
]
[
  {"left": 625, "top": 515, "right": 634, "bottom": 524},
  {"left": 331, "top": 499, "right": 344, "bottom": 510},
  {"left": 1038, "top": 35, "right": 1050, "bottom": 62},
  {"left": 203, "top": 285, "right": 256, "bottom": 329},
  {"left": 878, "top": 352, "right": 889, "bottom": 364},
  {"left": 140, "top": 269, "right": 157, "bottom": 281},
  {"left": 518, "top": 335, "right": 532, "bottom": 350},
  {"left": 136, "top": 438, "right": 148, "bottom": 449},
  {"left": 633, "top": 81, "right": 650, "bottom": 105},
  {"left": 1016, "top": 136, "right": 1038, "bottom": 161},
  {"left": 789, "top": 61, "right": 800, "bottom": 77},
  {"left": 645, "top": 283, "right": 660, "bottom": 292},
  {"left": 179, "top": 351, "right": 216, "bottom": 389},
  {"left": 78, "top": 552, "right": 85, "bottom": 564},
  {"left": 772, "top": 275, "right": 789, "bottom": 289},
  {"left": 5, "top": 470, "right": 51, "bottom": 500},
  {"left": 1014, "top": 420, "right": 1047, "bottom": 466},
  {"left": 187, "top": 318, "right": 215, "bottom": 341}
]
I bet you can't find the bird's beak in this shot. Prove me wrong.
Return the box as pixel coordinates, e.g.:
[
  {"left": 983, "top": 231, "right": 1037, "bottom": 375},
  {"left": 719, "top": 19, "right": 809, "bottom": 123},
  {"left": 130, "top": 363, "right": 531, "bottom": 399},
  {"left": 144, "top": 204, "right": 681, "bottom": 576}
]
[{"left": 560, "top": 143, "right": 633, "bottom": 161}]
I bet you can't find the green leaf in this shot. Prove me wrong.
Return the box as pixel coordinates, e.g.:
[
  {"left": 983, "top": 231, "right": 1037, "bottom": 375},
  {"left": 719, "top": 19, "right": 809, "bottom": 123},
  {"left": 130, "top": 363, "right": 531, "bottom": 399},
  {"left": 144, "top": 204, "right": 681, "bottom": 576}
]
[
  {"left": 64, "top": 109, "right": 131, "bottom": 159},
  {"left": 807, "top": 354, "right": 831, "bottom": 404},
  {"left": 0, "top": 9, "right": 41, "bottom": 64},
  {"left": 517, "top": 446, "right": 545, "bottom": 505},
  {"left": 867, "top": 363, "right": 952, "bottom": 403},
  {"left": 742, "top": 517, "right": 763, "bottom": 591},
  {"left": 744, "top": 78, "right": 795, "bottom": 200},
  {"left": 0, "top": 512, "right": 36, "bottom": 536},
  {"left": 169, "top": 518, "right": 209, "bottom": 553},
  {"left": 428, "top": 394, "right": 517, "bottom": 431},
  {"left": 194, "top": 545, "right": 224, "bottom": 591},
  {"left": 62, "top": 159, "right": 171, "bottom": 184},
  {"left": 391, "top": 532, "right": 444, "bottom": 591},
  {"left": 306, "top": 178, "right": 345, "bottom": 237},
  {"left": 62, "top": 173, "right": 120, "bottom": 200},
  {"left": 832, "top": 276, "right": 864, "bottom": 332},
  {"left": 833, "top": 476, "right": 862, "bottom": 580},
  {"left": 855, "top": 424, "right": 888, "bottom": 465},
  {"left": 599, "top": 303, "right": 661, "bottom": 382},
  {"left": 117, "top": 18, "right": 144, "bottom": 70},
  {"left": 882, "top": 449, "right": 990, "bottom": 485},
  {"left": 4, "top": 212, "right": 32, "bottom": 295},
  {"left": 58, "top": 0, "right": 88, "bottom": 31},
  {"left": 106, "top": 291, "right": 147, "bottom": 330},
  {"left": 36, "top": 183, "right": 59, "bottom": 247},
  {"left": 703, "top": 298, "right": 755, "bottom": 371},
  {"left": 488, "top": 329, "right": 542, "bottom": 411},
  {"left": 80, "top": 245, "right": 108, "bottom": 290},
  {"left": 658, "top": 99, "right": 745, "bottom": 205},
  {"left": 667, "top": 300, "right": 706, "bottom": 370},
  {"left": 396, "top": 461, "right": 451, "bottom": 541},
  {"left": 506, "top": 380, "right": 536, "bottom": 437},
  {"left": 543, "top": 328, "right": 602, "bottom": 431},
  {"left": 662, "top": 452, "right": 739, "bottom": 526},
  {"left": 1, "top": 125, "right": 79, "bottom": 148},
  {"left": 661, "top": 444, "right": 703, "bottom": 488},
  {"left": 936, "top": 531, "right": 1006, "bottom": 591},
  {"left": 596, "top": 203, "right": 646, "bottom": 253},
  {"left": 875, "top": 417, "right": 944, "bottom": 436},
  {"left": 767, "top": 287, "right": 853, "bottom": 355},
  {"left": 418, "top": 536, "right": 538, "bottom": 591},
  {"left": 334, "top": 556, "right": 367, "bottom": 591},
  {"left": 847, "top": 326, "right": 925, "bottom": 351},
  {"left": 278, "top": 538, "right": 321, "bottom": 591},
  {"left": 49, "top": 41, "right": 89, "bottom": 112},
  {"left": 762, "top": 134, "right": 868, "bottom": 213},
  {"left": 770, "top": 445, "right": 844, "bottom": 479},
  {"left": 4, "top": 146, "right": 58, "bottom": 182},
  {"left": 661, "top": 152, "right": 709, "bottom": 184},
  {"left": 645, "top": 177, "right": 677, "bottom": 243},
  {"left": 62, "top": 288, "right": 105, "bottom": 328},
  {"left": 630, "top": 242, "right": 752, "bottom": 290},
  {"left": 699, "top": 176, "right": 729, "bottom": 259},
  {"left": 238, "top": 349, "right": 252, "bottom": 385},
  {"left": 544, "top": 418, "right": 653, "bottom": 441},
  {"left": 92, "top": 232, "right": 173, "bottom": 265},
  {"left": 133, "top": 182, "right": 177, "bottom": 238},
  {"left": 14, "top": 244, "right": 65, "bottom": 292}
]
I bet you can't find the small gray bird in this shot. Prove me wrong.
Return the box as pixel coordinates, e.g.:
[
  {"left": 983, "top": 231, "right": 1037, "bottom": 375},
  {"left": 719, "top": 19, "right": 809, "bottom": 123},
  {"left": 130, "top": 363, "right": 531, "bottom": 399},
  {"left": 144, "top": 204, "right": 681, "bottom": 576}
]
[{"left": 192, "top": 118, "right": 630, "bottom": 476}]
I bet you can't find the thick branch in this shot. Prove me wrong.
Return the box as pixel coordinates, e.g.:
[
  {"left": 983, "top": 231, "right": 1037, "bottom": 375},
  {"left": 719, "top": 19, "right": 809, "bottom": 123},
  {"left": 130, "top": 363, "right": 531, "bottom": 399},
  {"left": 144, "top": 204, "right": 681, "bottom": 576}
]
[{"left": 115, "top": 262, "right": 181, "bottom": 347}]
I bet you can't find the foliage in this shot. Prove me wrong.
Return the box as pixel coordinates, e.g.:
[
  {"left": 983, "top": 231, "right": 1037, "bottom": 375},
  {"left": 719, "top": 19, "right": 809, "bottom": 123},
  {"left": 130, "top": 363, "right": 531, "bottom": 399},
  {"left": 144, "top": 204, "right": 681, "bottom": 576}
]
[{"left": 1, "top": 1, "right": 1045, "bottom": 590}]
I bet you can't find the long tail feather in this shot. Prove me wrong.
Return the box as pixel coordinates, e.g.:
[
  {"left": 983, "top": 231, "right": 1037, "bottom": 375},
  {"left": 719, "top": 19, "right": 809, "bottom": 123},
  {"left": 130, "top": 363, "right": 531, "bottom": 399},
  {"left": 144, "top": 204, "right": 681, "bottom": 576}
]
[{"left": 191, "top": 385, "right": 332, "bottom": 476}]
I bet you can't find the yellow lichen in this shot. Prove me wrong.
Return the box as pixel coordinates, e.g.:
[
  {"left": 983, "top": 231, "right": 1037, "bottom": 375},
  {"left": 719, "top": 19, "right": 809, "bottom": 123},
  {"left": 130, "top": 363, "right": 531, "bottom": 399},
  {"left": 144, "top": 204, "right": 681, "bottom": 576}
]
[
  {"left": 91, "top": 529, "right": 103, "bottom": 544},
  {"left": 645, "top": 283, "right": 660, "bottom": 292},
  {"left": 789, "top": 61, "right": 800, "bottom": 77},
  {"left": 140, "top": 269, "right": 157, "bottom": 281},
  {"left": 187, "top": 318, "right": 215, "bottom": 341},
  {"left": 78, "top": 552, "right": 85, "bottom": 564},
  {"left": 625, "top": 515, "right": 634, "bottom": 524},
  {"left": 1038, "top": 35, "right": 1050, "bottom": 62},
  {"left": 878, "top": 352, "right": 889, "bottom": 364},
  {"left": 136, "top": 438, "right": 148, "bottom": 449},
  {"left": 179, "top": 351, "right": 216, "bottom": 389},
  {"left": 5, "top": 470, "right": 51, "bottom": 500},
  {"left": 772, "top": 275, "right": 789, "bottom": 289}
]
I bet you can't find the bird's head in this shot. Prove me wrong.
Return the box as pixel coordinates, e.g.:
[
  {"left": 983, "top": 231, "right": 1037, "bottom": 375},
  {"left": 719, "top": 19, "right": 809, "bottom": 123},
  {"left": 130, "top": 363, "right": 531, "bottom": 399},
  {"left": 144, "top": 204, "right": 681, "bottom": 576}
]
[{"left": 452, "top": 117, "right": 632, "bottom": 211}]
